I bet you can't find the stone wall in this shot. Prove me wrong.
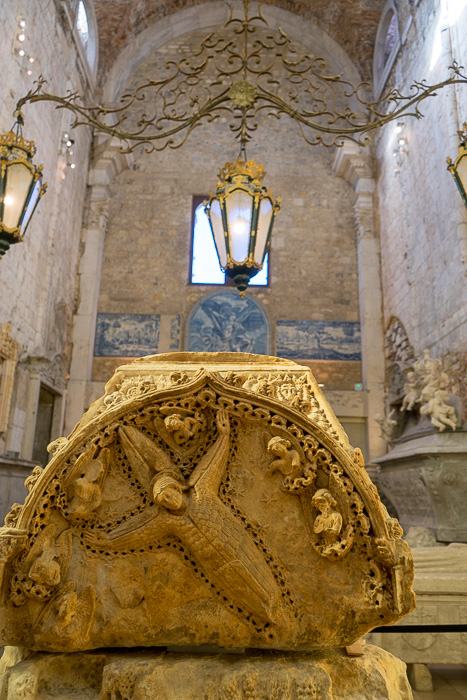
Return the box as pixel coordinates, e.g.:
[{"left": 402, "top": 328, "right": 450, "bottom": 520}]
[
  {"left": 375, "top": 0, "right": 467, "bottom": 356},
  {"left": 0, "top": 0, "right": 93, "bottom": 464},
  {"left": 94, "top": 26, "right": 363, "bottom": 401}
]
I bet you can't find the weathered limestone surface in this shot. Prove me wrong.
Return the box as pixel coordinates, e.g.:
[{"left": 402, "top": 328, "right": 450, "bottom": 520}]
[
  {"left": 0, "top": 644, "right": 413, "bottom": 700},
  {"left": 0, "top": 353, "right": 414, "bottom": 653},
  {"left": 0, "top": 353, "right": 414, "bottom": 699}
]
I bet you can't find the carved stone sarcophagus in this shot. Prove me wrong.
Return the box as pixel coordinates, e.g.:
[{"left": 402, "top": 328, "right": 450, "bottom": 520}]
[{"left": 0, "top": 353, "right": 415, "bottom": 652}]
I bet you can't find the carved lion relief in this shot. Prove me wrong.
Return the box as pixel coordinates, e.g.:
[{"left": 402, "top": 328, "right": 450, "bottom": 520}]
[{"left": 0, "top": 354, "right": 415, "bottom": 652}]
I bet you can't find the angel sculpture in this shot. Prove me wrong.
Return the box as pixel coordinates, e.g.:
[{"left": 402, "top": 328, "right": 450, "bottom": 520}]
[
  {"left": 419, "top": 387, "right": 457, "bottom": 431},
  {"left": 87, "top": 409, "right": 281, "bottom": 623},
  {"left": 164, "top": 414, "right": 200, "bottom": 446},
  {"left": 154, "top": 407, "right": 206, "bottom": 454},
  {"left": 266, "top": 436, "right": 301, "bottom": 477},
  {"left": 311, "top": 489, "right": 343, "bottom": 547},
  {"left": 64, "top": 448, "right": 109, "bottom": 517}
]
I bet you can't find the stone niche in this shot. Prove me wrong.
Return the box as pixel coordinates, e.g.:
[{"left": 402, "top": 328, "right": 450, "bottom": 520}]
[{"left": 0, "top": 353, "right": 415, "bottom": 699}]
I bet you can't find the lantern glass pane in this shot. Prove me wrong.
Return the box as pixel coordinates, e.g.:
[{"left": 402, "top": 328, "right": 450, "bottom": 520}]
[
  {"left": 226, "top": 189, "right": 252, "bottom": 262},
  {"left": 457, "top": 153, "right": 467, "bottom": 195},
  {"left": 3, "top": 163, "right": 34, "bottom": 230},
  {"left": 254, "top": 198, "right": 273, "bottom": 264},
  {"left": 250, "top": 252, "right": 269, "bottom": 285},
  {"left": 209, "top": 198, "right": 227, "bottom": 268},
  {"left": 20, "top": 177, "right": 42, "bottom": 236},
  {"left": 192, "top": 202, "right": 225, "bottom": 284}
]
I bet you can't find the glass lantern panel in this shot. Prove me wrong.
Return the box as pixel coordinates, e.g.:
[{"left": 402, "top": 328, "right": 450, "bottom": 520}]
[
  {"left": 249, "top": 252, "right": 268, "bottom": 285},
  {"left": 3, "top": 163, "right": 34, "bottom": 230},
  {"left": 457, "top": 153, "right": 467, "bottom": 195},
  {"left": 20, "top": 177, "right": 42, "bottom": 236},
  {"left": 209, "top": 198, "right": 227, "bottom": 268},
  {"left": 254, "top": 198, "right": 273, "bottom": 264},
  {"left": 192, "top": 202, "right": 225, "bottom": 284},
  {"left": 226, "top": 189, "right": 252, "bottom": 262}
]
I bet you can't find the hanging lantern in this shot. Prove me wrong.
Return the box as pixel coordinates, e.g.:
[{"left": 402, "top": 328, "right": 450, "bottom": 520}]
[
  {"left": 447, "top": 122, "right": 467, "bottom": 209},
  {"left": 0, "top": 126, "right": 47, "bottom": 257},
  {"left": 205, "top": 159, "right": 280, "bottom": 295}
]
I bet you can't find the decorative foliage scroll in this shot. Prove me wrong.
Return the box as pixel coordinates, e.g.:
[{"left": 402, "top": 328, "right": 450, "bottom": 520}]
[{"left": 14, "top": 2, "right": 467, "bottom": 153}]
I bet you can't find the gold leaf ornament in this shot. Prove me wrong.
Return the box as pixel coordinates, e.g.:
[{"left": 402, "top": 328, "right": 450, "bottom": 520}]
[{"left": 228, "top": 81, "right": 257, "bottom": 108}]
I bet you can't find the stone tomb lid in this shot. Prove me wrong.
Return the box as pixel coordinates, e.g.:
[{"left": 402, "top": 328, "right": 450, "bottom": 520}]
[{"left": 0, "top": 353, "right": 415, "bottom": 652}]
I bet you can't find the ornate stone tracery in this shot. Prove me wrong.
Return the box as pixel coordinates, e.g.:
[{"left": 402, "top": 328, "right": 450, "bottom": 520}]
[{"left": 0, "top": 353, "right": 414, "bottom": 653}]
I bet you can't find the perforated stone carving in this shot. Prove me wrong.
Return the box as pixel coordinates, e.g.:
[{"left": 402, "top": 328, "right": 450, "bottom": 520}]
[{"left": 0, "top": 353, "right": 415, "bottom": 652}]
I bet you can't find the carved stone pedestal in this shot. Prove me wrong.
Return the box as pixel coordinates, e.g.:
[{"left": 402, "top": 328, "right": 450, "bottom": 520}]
[
  {"left": 0, "top": 645, "right": 413, "bottom": 700},
  {"left": 374, "top": 431, "right": 467, "bottom": 542}
]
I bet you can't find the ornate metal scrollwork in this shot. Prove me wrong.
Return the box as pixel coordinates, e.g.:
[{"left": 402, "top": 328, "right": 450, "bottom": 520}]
[{"left": 14, "top": 2, "right": 467, "bottom": 153}]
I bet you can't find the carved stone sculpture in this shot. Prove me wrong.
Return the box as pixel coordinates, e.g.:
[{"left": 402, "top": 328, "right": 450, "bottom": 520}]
[
  {"left": 0, "top": 352, "right": 415, "bottom": 655},
  {"left": 375, "top": 409, "right": 398, "bottom": 444},
  {"left": 401, "top": 349, "right": 459, "bottom": 432},
  {"left": 384, "top": 318, "right": 415, "bottom": 403}
]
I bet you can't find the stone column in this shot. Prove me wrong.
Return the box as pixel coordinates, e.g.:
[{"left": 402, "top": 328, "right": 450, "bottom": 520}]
[
  {"left": 333, "top": 142, "right": 386, "bottom": 460},
  {"left": 65, "top": 139, "right": 133, "bottom": 433}
]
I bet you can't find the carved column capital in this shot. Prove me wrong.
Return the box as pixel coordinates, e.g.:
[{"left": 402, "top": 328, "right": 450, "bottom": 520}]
[
  {"left": 87, "top": 138, "right": 134, "bottom": 202},
  {"left": 332, "top": 140, "right": 374, "bottom": 189}
]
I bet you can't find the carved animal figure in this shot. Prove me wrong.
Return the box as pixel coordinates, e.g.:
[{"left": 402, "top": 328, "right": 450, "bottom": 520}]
[
  {"left": 87, "top": 410, "right": 281, "bottom": 623},
  {"left": 64, "top": 448, "right": 109, "bottom": 517}
]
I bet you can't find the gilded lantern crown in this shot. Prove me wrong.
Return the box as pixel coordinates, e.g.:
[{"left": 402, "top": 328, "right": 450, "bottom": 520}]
[
  {"left": 0, "top": 131, "right": 38, "bottom": 159},
  {"left": 218, "top": 159, "right": 266, "bottom": 185}
]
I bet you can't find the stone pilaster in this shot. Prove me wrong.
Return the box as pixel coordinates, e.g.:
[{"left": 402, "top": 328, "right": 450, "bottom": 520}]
[
  {"left": 333, "top": 141, "right": 386, "bottom": 460},
  {"left": 65, "top": 139, "right": 133, "bottom": 433}
]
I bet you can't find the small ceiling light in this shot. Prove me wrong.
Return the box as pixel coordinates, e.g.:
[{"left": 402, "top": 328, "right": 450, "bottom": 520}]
[
  {"left": 447, "top": 122, "right": 467, "bottom": 209},
  {"left": 17, "top": 33, "right": 25, "bottom": 42},
  {"left": 205, "top": 159, "right": 280, "bottom": 296},
  {"left": 28, "top": 57, "right": 34, "bottom": 64},
  {"left": 18, "top": 49, "right": 25, "bottom": 57}
]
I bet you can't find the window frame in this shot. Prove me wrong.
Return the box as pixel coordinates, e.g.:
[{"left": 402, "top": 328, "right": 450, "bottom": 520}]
[
  {"left": 189, "top": 195, "right": 270, "bottom": 289},
  {"left": 62, "top": 0, "right": 98, "bottom": 90},
  {"left": 372, "top": 0, "right": 401, "bottom": 99}
]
